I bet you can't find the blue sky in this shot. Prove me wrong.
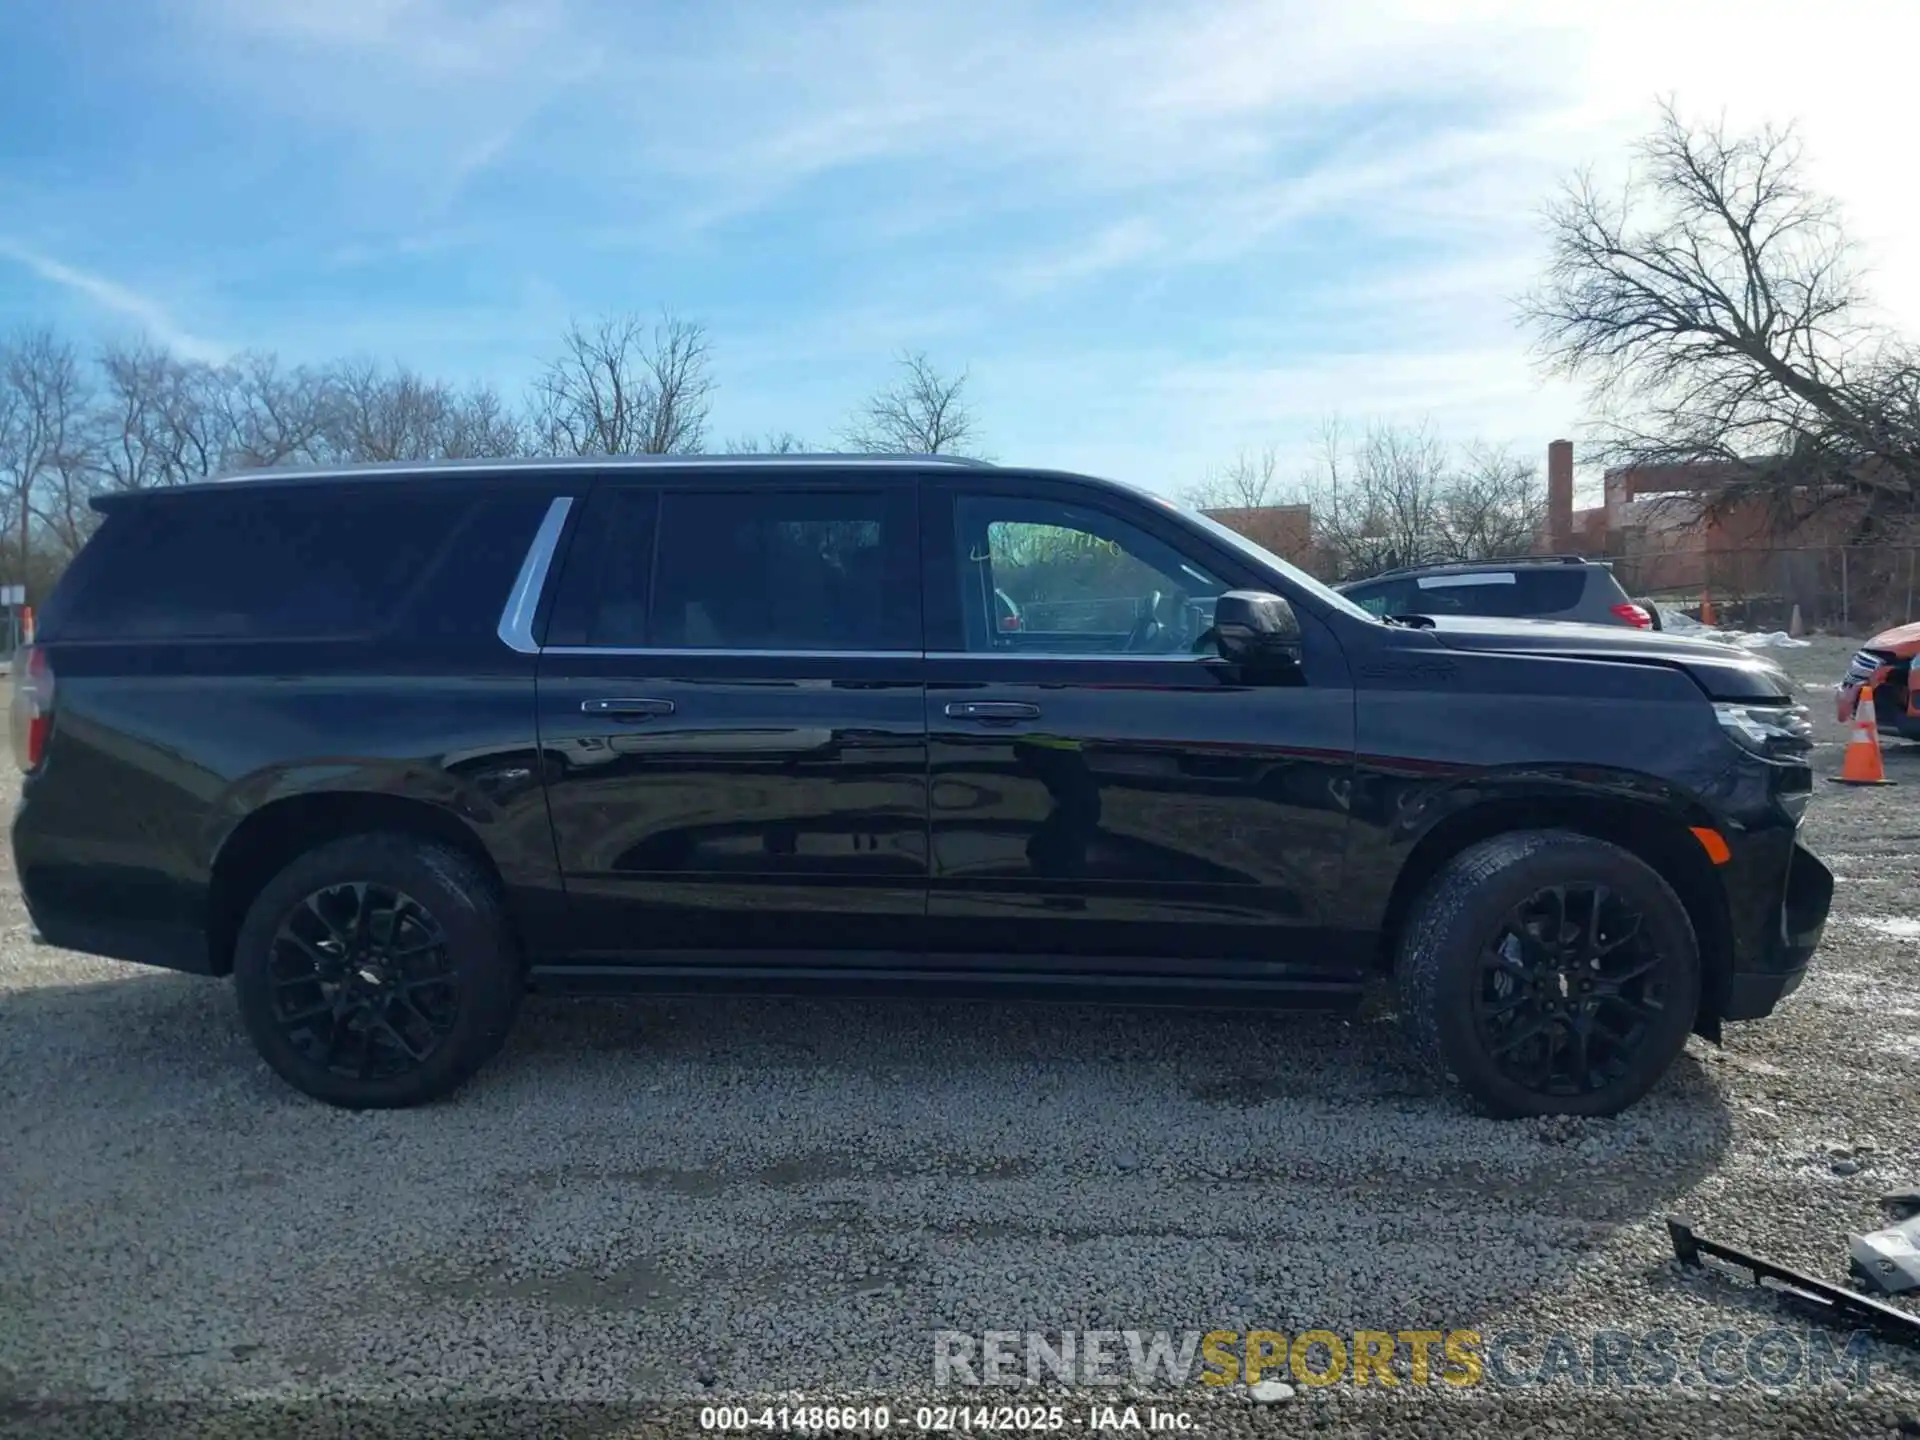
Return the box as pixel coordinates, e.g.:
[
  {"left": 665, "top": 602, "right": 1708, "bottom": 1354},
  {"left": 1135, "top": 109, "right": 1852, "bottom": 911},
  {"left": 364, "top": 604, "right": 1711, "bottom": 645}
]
[{"left": 3, "top": 0, "right": 1916, "bottom": 497}]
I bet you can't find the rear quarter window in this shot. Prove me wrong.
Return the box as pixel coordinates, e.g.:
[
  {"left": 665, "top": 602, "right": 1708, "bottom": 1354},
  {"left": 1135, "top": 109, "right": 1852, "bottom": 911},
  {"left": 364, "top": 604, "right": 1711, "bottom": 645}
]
[
  {"left": 1409, "top": 569, "right": 1587, "bottom": 617},
  {"left": 42, "top": 486, "right": 486, "bottom": 642}
]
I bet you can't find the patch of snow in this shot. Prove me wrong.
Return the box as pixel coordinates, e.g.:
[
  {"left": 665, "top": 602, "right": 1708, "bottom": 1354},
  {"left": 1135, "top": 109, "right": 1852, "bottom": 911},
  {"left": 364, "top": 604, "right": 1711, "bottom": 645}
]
[
  {"left": 1859, "top": 916, "right": 1920, "bottom": 940},
  {"left": 1652, "top": 606, "right": 1810, "bottom": 646},
  {"left": 1724, "top": 630, "right": 1812, "bottom": 649}
]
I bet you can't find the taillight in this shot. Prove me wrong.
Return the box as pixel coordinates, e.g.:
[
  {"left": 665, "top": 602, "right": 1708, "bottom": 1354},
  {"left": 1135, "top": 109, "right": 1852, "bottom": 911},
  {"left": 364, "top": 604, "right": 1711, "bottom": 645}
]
[
  {"left": 1611, "top": 602, "right": 1653, "bottom": 629},
  {"left": 11, "top": 644, "right": 53, "bottom": 772}
]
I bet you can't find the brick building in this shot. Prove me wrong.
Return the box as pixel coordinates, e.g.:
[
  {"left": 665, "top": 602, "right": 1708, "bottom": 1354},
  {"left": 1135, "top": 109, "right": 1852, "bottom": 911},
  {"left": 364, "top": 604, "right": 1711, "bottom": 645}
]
[
  {"left": 1199, "top": 503, "right": 1318, "bottom": 571},
  {"left": 1540, "top": 438, "right": 1878, "bottom": 623}
]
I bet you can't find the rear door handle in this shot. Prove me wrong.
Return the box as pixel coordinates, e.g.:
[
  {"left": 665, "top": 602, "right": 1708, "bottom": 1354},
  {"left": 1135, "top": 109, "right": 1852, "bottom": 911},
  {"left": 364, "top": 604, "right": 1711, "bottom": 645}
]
[
  {"left": 944, "top": 701, "right": 1041, "bottom": 722},
  {"left": 582, "top": 697, "right": 676, "bottom": 721}
]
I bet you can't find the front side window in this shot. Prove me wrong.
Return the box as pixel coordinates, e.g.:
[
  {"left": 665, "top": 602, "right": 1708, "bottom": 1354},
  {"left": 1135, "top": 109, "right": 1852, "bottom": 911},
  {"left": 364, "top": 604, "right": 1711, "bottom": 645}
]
[
  {"left": 1343, "top": 583, "right": 1403, "bottom": 618},
  {"left": 651, "top": 489, "right": 909, "bottom": 651},
  {"left": 954, "top": 496, "right": 1225, "bottom": 655}
]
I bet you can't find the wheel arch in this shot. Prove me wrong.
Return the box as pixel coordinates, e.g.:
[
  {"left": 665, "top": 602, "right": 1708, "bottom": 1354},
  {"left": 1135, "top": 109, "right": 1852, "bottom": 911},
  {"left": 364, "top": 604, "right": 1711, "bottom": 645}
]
[
  {"left": 205, "top": 791, "right": 514, "bottom": 977},
  {"left": 1377, "top": 793, "right": 1733, "bottom": 1041}
]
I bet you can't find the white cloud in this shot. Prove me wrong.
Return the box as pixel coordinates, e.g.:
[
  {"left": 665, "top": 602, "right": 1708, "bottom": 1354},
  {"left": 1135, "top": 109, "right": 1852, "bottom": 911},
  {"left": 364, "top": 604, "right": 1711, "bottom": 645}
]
[
  {"left": 181, "top": 0, "right": 602, "bottom": 215},
  {"left": 148, "top": 0, "right": 1920, "bottom": 486},
  {"left": 1002, "top": 219, "right": 1169, "bottom": 297},
  {"left": 0, "top": 242, "right": 229, "bottom": 363}
]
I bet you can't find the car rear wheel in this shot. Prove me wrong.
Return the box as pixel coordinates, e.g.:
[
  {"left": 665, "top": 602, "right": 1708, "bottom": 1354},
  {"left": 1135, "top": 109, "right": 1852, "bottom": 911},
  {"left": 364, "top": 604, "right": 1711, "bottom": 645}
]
[
  {"left": 233, "top": 833, "right": 522, "bottom": 1108},
  {"left": 1397, "top": 830, "right": 1700, "bottom": 1117}
]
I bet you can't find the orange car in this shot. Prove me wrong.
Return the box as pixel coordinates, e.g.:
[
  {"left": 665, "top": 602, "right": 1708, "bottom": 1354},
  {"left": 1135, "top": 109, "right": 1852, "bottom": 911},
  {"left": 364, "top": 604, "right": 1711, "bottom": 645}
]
[{"left": 1837, "top": 620, "right": 1920, "bottom": 737}]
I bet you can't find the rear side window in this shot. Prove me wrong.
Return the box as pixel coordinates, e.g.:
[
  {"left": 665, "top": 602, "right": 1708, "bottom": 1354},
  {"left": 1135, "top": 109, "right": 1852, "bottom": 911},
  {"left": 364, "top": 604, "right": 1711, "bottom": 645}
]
[
  {"left": 1348, "top": 568, "right": 1588, "bottom": 618},
  {"left": 44, "top": 487, "right": 478, "bottom": 642},
  {"left": 542, "top": 487, "right": 658, "bottom": 647},
  {"left": 1415, "top": 569, "right": 1586, "bottom": 616},
  {"left": 394, "top": 492, "right": 557, "bottom": 642},
  {"left": 650, "top": 489, "right": 914, "bottom": 652}
]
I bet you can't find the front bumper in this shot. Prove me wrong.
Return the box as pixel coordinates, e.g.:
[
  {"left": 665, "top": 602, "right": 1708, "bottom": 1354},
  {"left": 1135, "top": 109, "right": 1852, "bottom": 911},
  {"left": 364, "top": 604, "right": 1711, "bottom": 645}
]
[
  {"left": 1692, "top": 735, "right": 1832, "bottom": 1029},
  {"left": 1838, "top": 677, "right": 1920, "bottom": 738},
  {"left": 1719, "top": 840, "right": 1832, "bottom": 1021},
  {"left": 1837, "top": 651, "right": 1917, "bottom": 723}
]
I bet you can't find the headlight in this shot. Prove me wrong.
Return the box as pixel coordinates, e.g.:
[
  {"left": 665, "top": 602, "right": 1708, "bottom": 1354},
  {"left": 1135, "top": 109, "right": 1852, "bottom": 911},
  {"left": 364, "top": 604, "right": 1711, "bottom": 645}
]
[{"left": 1714, "top": 701, "right": 1813, "bottom": 760}]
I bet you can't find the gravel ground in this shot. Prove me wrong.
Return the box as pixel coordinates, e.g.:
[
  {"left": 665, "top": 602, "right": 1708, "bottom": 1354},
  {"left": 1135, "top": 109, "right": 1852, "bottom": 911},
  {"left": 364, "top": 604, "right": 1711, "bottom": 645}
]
[{"left": 3, "top": 638, "right": 1919, "bottom": 1439}]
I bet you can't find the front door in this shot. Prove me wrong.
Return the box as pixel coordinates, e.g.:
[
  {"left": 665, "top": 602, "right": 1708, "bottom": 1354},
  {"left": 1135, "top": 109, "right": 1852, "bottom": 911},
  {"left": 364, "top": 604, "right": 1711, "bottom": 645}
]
[
  {"left": 921, "top": 478, "right": 1357, "bottom": 975},
  {"left": 535, "top": 476, "right": 927, "bottom": 960}
]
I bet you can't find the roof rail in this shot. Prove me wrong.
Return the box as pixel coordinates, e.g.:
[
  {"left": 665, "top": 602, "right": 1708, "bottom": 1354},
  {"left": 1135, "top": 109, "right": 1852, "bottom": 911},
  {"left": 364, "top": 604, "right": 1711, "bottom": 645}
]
[
  {"left": 189, "top": 452, "right": 996, "bottom": 487},
  {"left": 1355, "top": 553, "right": 1591, "bottom": 583}
]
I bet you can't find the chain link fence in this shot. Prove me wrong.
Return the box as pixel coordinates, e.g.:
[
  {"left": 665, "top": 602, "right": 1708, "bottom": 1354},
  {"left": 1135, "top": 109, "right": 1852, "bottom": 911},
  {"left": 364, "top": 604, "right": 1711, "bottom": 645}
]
[{"left": 1605, "top": 545, "right": 1920, "bottom": 635}]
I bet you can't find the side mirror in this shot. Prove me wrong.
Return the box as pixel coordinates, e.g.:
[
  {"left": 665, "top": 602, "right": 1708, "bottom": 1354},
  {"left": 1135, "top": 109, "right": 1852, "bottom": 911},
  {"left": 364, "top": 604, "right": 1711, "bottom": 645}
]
[{"left": 1212, "top": 590, "right": 1301, "bottom": 668}]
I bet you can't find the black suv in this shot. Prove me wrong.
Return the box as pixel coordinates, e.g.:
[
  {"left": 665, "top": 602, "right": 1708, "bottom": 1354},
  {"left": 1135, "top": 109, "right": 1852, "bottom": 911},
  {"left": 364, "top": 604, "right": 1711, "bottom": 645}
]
[{"left": 10, "top": 457, "right": 1831, "bottom": 1116}]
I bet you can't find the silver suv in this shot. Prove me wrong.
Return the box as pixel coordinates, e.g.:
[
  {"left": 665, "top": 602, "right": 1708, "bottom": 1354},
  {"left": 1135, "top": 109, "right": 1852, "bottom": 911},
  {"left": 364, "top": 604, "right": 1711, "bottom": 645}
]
[{"left": 1337, "top": 556, "right": 1657, "bottom": 630}]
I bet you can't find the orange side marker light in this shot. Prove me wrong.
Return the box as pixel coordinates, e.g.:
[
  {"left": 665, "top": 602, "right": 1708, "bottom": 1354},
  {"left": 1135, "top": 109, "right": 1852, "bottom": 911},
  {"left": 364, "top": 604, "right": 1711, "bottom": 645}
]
[{"left": 1689, "top": 826, "right": 1732, "bottom": 865}]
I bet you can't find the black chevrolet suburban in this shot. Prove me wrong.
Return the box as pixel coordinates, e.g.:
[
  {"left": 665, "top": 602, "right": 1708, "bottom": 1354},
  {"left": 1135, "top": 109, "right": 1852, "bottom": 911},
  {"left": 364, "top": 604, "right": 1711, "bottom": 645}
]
[{"left": 9, "top": 456, "right": 1832, "bottom": 1115}]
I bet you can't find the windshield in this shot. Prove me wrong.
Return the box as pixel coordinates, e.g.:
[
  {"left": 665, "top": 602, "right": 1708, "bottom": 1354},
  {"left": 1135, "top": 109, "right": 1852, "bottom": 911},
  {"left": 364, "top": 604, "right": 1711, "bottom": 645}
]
[{"left": 1178, "top": 504, "right": 1380, "bottom": 624}]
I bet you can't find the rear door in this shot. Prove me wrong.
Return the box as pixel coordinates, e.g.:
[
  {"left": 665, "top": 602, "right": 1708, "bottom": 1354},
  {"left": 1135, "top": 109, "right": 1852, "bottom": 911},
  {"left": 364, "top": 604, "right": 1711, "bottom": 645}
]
[
  {"left": 534, "top": 472, "right": 928, "bottom": 961},
  {"left": 920, "top": 474, "right": 1357, "bottom": 976}
]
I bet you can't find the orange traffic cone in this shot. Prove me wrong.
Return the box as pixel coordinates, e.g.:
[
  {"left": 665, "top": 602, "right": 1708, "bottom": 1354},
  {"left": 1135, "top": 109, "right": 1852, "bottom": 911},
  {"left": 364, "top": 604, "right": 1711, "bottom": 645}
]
[
  {"left": 1788, "top": 604, "right": 1805, "bottom": 638},
  {"left": 1699, "top": 591, "right": 1717, "bottom": 626},
  {"left": 1836, "top": 682, "right": 1895, "bottom": 785}
]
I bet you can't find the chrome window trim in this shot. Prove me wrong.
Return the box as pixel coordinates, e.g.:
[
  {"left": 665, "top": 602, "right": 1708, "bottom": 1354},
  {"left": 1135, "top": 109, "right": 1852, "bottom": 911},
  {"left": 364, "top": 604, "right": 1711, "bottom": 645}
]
[
  {"left": 541, "top": 646, "right": 920, "bottom": 660},
  {"left": 533, "top": 645, "right": 1211, "bottom": 661},
  {"left": 927, "top": 650, "right": 1212, "bottom": 663},
  {"left": 496, "top": 496, "right": 575, "bottom": 655}
]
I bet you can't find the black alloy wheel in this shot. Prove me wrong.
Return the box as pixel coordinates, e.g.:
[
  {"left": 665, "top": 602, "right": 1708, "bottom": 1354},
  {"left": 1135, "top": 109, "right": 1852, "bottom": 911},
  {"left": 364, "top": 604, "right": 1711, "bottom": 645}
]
[
  {"left": 1397, "top": 830, "right": 1702, "bottom": 1118},
  {"left": 234, "top": 833, "right": 522, "bottom": 1108},
  {"left": 1472, "top": 883, "right": 1668, "bottom": 1098},
  {"left": 268, "top": 882, "right": 460, "bottom": 1081}
]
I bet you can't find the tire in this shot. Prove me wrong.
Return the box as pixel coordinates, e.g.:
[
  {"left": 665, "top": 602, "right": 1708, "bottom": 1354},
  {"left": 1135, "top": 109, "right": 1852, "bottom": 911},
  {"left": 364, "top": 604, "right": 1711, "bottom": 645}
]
[
  {"left": 233, "top": 833, "right": 522, "bottom": 1108},
  {"left": 1397, "top": 830, "right": 1701, "bottom": 1118},
  {"left": 1640, "top": 600, "right": 1663, "bottom": 631}
]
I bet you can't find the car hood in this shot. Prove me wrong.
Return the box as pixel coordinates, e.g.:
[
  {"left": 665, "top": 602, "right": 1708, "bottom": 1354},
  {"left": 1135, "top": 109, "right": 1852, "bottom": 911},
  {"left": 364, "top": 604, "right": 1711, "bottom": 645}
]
[
  {"left": 1865, "top": 620, "right": 1920, "bottom": 657},
  {"left": 1413, "top": 615, "right": 1793, "bottom": 700}
]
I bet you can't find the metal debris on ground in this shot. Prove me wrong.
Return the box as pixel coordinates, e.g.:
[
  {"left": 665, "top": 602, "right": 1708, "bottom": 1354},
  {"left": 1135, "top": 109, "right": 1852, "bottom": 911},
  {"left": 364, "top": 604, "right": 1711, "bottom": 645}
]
[
  {"left": 1666, "top": 1217, "right": 1920, "bottom": 1350},
  {"left": 1851, "top": 1190, "right": 1920, "bottom": 1296}
]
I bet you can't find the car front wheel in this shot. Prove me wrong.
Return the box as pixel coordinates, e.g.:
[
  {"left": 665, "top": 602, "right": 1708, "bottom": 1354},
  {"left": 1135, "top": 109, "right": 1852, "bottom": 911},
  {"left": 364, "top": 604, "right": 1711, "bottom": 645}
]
[{"left": 1397, "top": 830, "right": 1701, "bottom": 1117}]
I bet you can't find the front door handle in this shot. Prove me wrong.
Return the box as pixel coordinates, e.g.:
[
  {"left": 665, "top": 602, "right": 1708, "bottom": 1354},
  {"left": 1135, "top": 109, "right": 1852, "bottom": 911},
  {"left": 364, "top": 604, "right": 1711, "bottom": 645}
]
[
  {"left": 944, "top": 701, "right": 1041, "bottom": 722},
  {"left": 582, "top": 697, "right": 676, "bottom": 721}
]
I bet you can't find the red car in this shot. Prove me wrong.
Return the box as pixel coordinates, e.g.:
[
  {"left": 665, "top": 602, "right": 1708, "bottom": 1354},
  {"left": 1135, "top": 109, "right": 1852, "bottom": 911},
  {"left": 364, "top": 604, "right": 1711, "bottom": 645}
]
[{"left": 1836, "top": 621, "right": 1920, "bottom": 739}]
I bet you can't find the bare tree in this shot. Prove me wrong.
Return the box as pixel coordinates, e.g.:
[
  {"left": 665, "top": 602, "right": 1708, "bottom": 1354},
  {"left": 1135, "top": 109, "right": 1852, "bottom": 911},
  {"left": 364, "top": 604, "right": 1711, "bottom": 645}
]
[
  {"left": 1434, "top": 442, "right": 1547, "bottom": 561},
  {"left": 441, "top": 384, "right": 527, "bottom": 459},
  {"left": 326, "top": 360, "right": 454, "bottom": 463},
  {"left": 1311, "top": 422, "right": 1451, "bottom": 576},
  {"left": 724, "top": 430, "right": 810, "bottom": 454},
  {"left": 531, "top": 311, "right": 714, "bottom": 456},
  {"left": 1521, "top": 100, "right": 1920, "bottom": 526},
  {"left": 0, "top": 329, "right": 95, "bottom": 576},
  {"left": 1186, "top": 445, "right": 1281, "bottom": 510},
  {"left": 96, "top": 340, "right": 230, "bottom": 490},
  {"left": 216, "top": 352, "right": 336, "bottom": 469},
  {"left": 1230, "top": 419, "right": 1544, "bottom": 579},
  {"left": 844, "top": 351, "right": 979, "bottom": 455}
]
